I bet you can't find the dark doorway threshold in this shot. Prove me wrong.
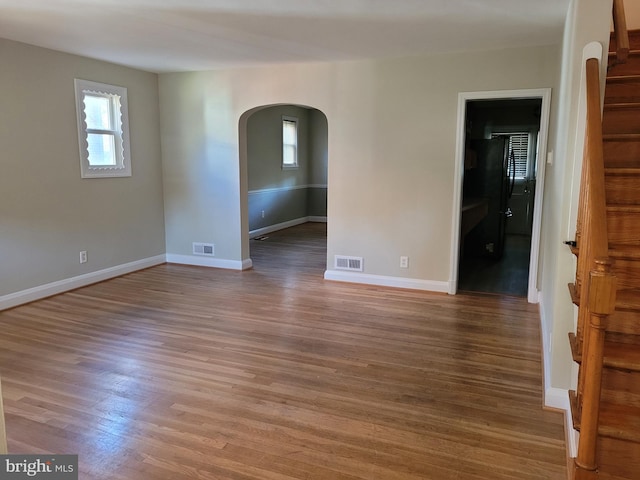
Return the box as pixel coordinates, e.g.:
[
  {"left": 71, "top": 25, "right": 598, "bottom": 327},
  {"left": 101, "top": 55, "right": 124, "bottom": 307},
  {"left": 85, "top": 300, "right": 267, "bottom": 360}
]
[{"left": 458, "top": 234, "right": 531, "bottom": 297}]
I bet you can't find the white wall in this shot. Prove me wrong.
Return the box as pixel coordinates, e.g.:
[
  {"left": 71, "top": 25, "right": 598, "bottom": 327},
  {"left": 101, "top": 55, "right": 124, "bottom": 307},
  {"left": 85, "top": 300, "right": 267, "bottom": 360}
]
[
  {"left": 159, "top": 45, "right": 559, "bottom": 283},
  {"left": 0, "top": 39, "right": 166, "bottom": 305},
  {"left": 539, "top": 0, "right": 612, "bottom": 397}
]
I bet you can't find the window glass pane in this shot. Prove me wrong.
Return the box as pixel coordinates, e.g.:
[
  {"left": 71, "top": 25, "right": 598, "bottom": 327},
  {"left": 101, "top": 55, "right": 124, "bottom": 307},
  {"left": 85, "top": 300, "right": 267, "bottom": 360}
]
[
  {"left": 87, "top": 133, "right": 116, "bottom": 166},
  {"left": 83, "top": 94, "right": 112, "bottom": 130},
  {"left": 283, "top": 119, "right": 297, "bottom": 166},
  {"left": 283, "top": 120, "right": 297, "bottom": 145},
  {"left": 283, "top": 145, "right": 296, "bottom": 165}
]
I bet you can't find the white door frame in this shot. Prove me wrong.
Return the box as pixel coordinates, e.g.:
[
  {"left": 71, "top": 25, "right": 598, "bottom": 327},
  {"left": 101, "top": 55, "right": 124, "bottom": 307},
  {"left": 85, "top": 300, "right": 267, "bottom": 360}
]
[{"left": 448, "top": 88, "right": 552, "bottom": 303}]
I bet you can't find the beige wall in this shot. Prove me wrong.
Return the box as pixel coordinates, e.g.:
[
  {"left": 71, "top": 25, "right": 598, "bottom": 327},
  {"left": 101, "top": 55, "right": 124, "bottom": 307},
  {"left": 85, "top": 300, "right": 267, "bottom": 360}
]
[
  {"left": 0, "top": 39, "right": 165, "bottom": 298},
  {"left": 624, "top": 0, "right": 640, "bottom": 29},
  {"left": 159, "top": 45, "right": 559, "bottom": 282}
]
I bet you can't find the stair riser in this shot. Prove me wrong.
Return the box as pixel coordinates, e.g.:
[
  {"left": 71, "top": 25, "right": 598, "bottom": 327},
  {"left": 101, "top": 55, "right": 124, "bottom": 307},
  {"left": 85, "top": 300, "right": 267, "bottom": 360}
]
[
  {"left": 605, "top": 80, "right": 640, "bottom": 104},
  {"left": 597, "top": 436, "right": 640, "bottom": 479},
  {"left": 606, "top": 174, "right": 640, "bottom": 204},
  {"left": 602, "top": 369, "right": 640, "bottom": 408},
  {"left": 609, "top": 308, "right": 640, "bottom": 335},
  {"left": 603, "top": 107, "right": 640, "bottom": 135},
  {"left": 603, "top": 139, "right": 640, "bottom": 168},
  {"left": 609, "top": 54, "right": 640, "bottom": 77},
  {"left": 607, "top": 210, "right": 640, "bottom": 245},
  {"left": 611, "top": 257, "right": 640, "bottom": 289}
]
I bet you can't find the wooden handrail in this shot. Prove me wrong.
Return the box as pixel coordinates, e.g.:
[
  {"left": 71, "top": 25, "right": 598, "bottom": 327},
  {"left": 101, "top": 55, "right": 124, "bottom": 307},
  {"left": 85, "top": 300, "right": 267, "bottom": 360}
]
[
  {"left": 573, "top": 58, "right": 618, "bottom": 480},
  {"left": 576, "top": 58, "right": 609, "bottom": 394},
  {"left": 613, "top": 0, "right": 630, "bottom": 63}
]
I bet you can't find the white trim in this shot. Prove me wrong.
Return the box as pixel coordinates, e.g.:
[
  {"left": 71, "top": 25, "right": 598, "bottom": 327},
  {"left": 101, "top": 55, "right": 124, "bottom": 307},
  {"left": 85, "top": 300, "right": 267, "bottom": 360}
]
[
  {"left": 241, "top": 258, "right": 253, "bottom": 270},
  {"left": 308, "top": 216, "right": 327, "bottom": 223},
  {"left": 539, "top": 292, "right": 577, "bottom": 458},
  {"left": 0, "top": 255, "right": 165, "bottom": 311},
  {"left": 74, "top": 79, "right": 131, "bottom": 178},
  {"left": 166, "top": 254, "right": 247, "bottom": 270},
  {"left": 449, "top": 88, "right": 552, "bottom": 305},
  {"left": 248, "top": 184, "right": 327, "bottom": 195},
  {"left": 545, "top": 387, "right": 577, "bottom": 458},
  {"left": 249, "top": 217, "right": 308, "bottom": 239},
  {"left": 540, "top": 290, "right": 554, "bottom": 397},
  {"left": 324, "top": 270, "right": 449, "bottom": 293}
]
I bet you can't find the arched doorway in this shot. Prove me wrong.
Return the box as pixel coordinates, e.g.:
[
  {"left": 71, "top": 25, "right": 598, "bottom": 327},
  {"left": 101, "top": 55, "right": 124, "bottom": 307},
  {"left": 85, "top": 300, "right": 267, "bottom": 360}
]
[{"left": 239, "top": 104, "right": 328, "bottom": 269}]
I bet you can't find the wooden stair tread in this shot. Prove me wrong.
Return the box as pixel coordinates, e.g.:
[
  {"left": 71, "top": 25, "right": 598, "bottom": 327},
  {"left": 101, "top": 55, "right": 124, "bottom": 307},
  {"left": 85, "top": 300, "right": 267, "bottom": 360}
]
[
  {"left": 609, "top": 49, "right": 640, "bottom": 58},
  {"left": 568, "top": 282, "right": 579, "bottom": 306},
  {"left": 605, "top": 167, "right": 640, "bottom": 175},
  {"left": 603, "top": 340, "right": 640, "bottom": 371},
  {"left": 607, "top": 205, "right": 640, "bottom": 213},
  {"left": 606, "top": 75, "right": 640, "bottom": 83},
  {"left": 569, "top": 331, "right": 580, "bottom": 362},
  {"left": 603, "top": 102, "right": 640, "bottom": 110},
  {"left": 599, "top": 403, "right": 640, "bottom": 443},
  {"left": 567, "top": 246, "right": 640, "bottom": 259},
  {"left": 603, "top": 133, "right": 640, "bottom": 141},
  {"left": 569, "top": 392, "right": 640, "bottom": 443},
  {"left": 568, "top": 331, "right": 640, "bottom": 371},
  {"left": 615, "top": 288, "right": 640, "bottom": 311},
  {"left": 609, "top": 247, "right": 640, "bottom": 260}
]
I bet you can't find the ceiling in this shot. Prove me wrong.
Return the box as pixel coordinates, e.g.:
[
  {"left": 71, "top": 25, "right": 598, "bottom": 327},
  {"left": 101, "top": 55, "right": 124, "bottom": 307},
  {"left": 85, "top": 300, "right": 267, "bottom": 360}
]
[{"left": 0, "top": 0, "right": 571, "bottom": 73}]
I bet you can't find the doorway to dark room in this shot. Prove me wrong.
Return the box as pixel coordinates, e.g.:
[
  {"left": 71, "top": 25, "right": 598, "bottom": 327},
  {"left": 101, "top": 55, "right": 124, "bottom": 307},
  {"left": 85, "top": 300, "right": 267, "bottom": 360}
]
[{"left": 457, "top": 98, "right": 543, "bottom": 297}]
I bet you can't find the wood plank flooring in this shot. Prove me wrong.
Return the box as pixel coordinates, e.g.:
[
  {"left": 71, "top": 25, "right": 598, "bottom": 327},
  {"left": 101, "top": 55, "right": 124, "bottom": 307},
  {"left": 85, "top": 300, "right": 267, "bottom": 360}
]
[{"left": 0, "top": 223, "right": 567, "bottom": 479}]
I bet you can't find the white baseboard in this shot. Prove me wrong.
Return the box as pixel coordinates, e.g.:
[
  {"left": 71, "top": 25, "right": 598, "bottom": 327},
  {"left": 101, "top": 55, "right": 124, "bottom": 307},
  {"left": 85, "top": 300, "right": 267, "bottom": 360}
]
[
  {"left": 308, "top": 216, "right": 327, "bottom": 223},
  {"left": 545, "top": 387, "right": 577, "bottom": 458},
  {"left": 538, "top": 292, "right": 576, "bottom": 459},
  {"left": 528, "top": 288, "right": 541, "bottom": 304},
  {"left": 0, "top": 255, "right": 166, "bottom": 311},
  {"left": 324, "top": 270, "right": 449, "bottom": 293},
  {"left": 166, "top": 254, "right": 248, "bottom": 270},
  {"left": 249, "top": 217, "right": 308, "bottom": 239}
]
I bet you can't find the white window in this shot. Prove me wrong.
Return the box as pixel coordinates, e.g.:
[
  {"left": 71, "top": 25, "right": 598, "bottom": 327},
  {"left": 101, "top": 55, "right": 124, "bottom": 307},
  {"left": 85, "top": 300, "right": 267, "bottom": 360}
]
[
  {"left": 282, "top": 116, "right": 298, "bottom": 168},
  {"left": 74, "top": 79, "right": 131, "bottom": 178}
]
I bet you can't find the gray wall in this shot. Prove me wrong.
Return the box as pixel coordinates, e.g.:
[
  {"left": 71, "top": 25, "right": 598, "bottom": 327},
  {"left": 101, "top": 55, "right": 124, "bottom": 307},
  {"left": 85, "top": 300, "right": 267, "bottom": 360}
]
[
  {"left": 247, "top": 105, "right": 327, "bottom": 232},
  {"left": 0, "top": 39, "right": 165, "bottom": 298}
]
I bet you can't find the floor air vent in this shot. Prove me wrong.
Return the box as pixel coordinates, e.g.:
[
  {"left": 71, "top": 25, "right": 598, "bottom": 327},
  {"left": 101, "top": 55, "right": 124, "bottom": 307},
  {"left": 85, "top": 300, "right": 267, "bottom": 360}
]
[
  {"left": 334, "top": 255, "right": 363, "bottom": 272},
  {"left": 193, "top": 242, "right": 215, "bottom": 256}
]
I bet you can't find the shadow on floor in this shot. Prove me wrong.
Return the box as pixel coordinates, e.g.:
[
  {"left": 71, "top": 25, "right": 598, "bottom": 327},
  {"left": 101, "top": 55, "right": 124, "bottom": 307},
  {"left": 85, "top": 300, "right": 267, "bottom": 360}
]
[{"left": 458, "top": 234, "right": 531, "bottom": 297}]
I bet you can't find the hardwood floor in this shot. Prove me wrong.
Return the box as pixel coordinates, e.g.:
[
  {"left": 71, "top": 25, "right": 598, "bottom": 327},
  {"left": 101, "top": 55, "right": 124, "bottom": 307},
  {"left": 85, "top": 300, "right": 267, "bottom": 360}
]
[{"left": 0, "top": 223, "right": 567, "bottom": 479}]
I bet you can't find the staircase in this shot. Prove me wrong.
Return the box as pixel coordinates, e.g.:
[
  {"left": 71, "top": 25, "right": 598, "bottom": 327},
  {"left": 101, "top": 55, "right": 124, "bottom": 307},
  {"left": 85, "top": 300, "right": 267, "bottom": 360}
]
[{"left": 568, "top": 27, "right": 640, "bottom": 480}]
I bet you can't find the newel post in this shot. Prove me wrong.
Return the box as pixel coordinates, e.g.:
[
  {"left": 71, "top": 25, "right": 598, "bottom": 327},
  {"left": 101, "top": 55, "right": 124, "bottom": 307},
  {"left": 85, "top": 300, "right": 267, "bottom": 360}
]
[{"left": 574, "top": 259, "right": 617, "bottom": 479}]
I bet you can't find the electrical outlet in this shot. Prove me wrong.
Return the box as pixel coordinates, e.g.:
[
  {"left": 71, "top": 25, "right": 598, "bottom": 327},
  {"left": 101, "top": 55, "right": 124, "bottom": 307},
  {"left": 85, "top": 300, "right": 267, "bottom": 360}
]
[
  {"left": 79, "top": 251, "right": 88, "bottom": 264},
  {"left": 261, "top": 210, "right": 265, "bottom": 218},
  {"left": 400, "top": 256, "right": 409, "bottom": 268}
]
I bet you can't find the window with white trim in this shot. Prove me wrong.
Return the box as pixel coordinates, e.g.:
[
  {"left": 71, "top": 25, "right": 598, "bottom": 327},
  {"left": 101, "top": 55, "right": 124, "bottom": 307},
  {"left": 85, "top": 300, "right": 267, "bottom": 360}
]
[
  {"left": 491, "top": 132, "right": 530, "bottom": 179},
  {"left": 282, "top": 116, "right": 298, "bottom": 168},
  {"left": 74, "top": 79, "right": 131, "bottom": 178}
]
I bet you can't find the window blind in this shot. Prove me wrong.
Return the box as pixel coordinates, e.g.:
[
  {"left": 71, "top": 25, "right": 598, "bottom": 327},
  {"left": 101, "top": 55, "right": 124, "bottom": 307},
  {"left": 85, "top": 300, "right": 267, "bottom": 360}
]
[{"left": 492, "top": 133, "right": 529, "bottom": 179}]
